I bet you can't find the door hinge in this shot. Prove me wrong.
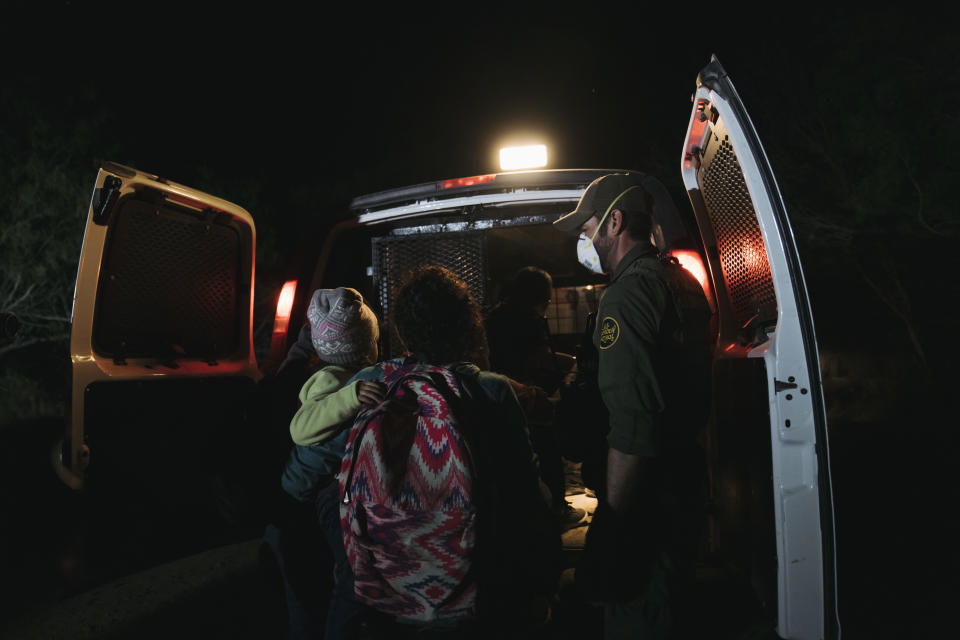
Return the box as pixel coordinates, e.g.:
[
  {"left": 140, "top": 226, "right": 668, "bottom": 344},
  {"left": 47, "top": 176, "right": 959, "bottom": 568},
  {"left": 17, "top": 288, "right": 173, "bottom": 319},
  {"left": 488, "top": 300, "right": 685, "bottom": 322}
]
[
  {"left": 774, "top": 378, "right": 798, "bottom": 393},
  {"left": 93, "top": 176, "right": 123, "bottom": 225}
]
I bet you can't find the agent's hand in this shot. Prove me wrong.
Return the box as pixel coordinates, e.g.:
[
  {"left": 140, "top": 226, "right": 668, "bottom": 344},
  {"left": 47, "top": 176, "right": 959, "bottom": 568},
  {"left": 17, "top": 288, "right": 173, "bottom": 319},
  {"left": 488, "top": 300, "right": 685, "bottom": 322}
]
[{"left": 356, "top": 381, "right": 387, "bottom": 405}]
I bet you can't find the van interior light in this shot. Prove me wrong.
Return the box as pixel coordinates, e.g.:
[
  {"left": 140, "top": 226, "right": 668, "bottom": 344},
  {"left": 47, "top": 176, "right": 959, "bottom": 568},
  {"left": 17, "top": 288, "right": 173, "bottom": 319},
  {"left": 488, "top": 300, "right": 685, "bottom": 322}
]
[
  {"left": 273, "top": 280, "right": 298, "bottom": 336},
  {"left": 441, "top": 174, "right": 497, "bottom": 189},
  {"left": 499, "top": 145, "right": 547, "bottom": 171}
]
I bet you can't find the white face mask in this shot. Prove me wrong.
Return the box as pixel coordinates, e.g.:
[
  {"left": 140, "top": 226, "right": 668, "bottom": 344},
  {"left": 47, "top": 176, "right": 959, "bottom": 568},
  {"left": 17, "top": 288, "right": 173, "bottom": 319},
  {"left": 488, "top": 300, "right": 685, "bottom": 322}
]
[
  {"left": 572, "top": 185, "right": 641, "bottom": 276},
  {"left": 577, "top": 234, "right": 603, "bottom": 274}
]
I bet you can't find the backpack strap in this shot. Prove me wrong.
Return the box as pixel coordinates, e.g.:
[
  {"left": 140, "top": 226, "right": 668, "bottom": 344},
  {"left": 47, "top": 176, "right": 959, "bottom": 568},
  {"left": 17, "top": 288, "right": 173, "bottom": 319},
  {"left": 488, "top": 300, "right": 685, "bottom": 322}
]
[{"left": 341, "top": 372, "right": 418, "bottom": 504}]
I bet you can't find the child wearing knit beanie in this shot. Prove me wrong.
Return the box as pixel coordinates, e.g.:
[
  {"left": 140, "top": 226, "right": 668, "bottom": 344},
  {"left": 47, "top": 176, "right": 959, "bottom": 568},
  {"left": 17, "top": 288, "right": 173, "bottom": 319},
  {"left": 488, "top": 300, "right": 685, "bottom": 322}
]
[{"left": 288, "top": 288, "right": 385, "bottom": 447}]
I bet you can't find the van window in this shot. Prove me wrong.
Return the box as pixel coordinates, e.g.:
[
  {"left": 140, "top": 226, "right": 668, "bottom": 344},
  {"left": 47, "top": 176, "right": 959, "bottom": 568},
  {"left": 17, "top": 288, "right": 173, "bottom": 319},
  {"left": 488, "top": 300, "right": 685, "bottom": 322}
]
[
  {"left": 545, "top": 284, "right": 605, "bottom": 343},
  {"left": 95, "top": 195, "right": 250, "bottom": 359}
]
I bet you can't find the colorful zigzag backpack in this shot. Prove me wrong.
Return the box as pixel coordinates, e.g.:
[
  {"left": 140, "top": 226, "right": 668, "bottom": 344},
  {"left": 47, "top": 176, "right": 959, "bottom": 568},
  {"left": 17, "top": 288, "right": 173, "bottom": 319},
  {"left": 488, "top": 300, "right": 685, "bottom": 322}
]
[{"left": 338, "top": 361, "right": 478, "bottom": 623}]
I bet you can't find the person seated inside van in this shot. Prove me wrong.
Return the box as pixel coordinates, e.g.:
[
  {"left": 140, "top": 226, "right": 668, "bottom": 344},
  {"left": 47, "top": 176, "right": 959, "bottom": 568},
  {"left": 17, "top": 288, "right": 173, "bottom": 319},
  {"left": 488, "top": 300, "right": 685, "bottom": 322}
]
[
  {"left": 486, "top": 266, "right": 583, "bottom": 529},
  {"left": 288, "top": 266, "right": 561, "bottom": 639},
  {"left": 486, "top": 266, "right": 574, "bottom": 392}
]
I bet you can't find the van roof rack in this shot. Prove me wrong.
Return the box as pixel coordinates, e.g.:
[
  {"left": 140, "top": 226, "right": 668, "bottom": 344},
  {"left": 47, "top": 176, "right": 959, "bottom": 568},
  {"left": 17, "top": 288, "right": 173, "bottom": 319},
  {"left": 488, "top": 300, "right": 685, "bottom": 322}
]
[{"left": 349, "top": 168, "right": 642, "bottom": 214}]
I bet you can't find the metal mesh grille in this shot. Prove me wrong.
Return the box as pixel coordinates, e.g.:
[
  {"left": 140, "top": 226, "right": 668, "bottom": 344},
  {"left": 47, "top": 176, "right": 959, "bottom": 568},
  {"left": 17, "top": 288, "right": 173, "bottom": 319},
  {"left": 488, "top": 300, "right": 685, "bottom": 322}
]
[
  {"left": 94, "top": 198, "right": 241, "bottom": 358},
  {"left": 372, "top": 232, "right": 487, "bottom": 358},
  {"left": 701, "top": 135, "right": 777, "bottom": 324}
]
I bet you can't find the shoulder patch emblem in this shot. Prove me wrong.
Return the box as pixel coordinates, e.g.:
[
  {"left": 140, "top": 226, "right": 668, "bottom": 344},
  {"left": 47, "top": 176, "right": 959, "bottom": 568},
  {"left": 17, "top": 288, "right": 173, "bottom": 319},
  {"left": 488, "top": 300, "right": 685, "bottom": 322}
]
[{"left": 599, "top": 316, "right": 620, "bottom": 349}]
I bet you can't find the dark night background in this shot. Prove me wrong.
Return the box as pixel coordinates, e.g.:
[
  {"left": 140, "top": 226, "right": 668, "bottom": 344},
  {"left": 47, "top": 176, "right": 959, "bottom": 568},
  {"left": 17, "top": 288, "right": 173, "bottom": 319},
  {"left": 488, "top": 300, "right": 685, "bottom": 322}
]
[{"left": 1, "top": 5, "right": 958, "bottom": 638}]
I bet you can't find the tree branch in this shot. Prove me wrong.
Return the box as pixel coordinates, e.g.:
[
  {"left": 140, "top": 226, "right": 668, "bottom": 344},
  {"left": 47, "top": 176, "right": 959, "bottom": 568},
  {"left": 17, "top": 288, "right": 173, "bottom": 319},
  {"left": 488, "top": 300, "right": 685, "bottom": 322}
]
[
  {"left": 0, "top": 273, "right": 24, "bottom": 310},
  {"left": 903, "top": 160, "right": 943, "bottom": 236},
  {"left": 6, "top": 282, "right": 38, "bottom": 312},
  {"left": 19, "top": 313, "right": 71, "bottom": 323},
  {"left": 0, "top": 334, "right": 69, "bottom": 360},
  {"left": 854, "top": 257, "right": 928, "bottom": 370}
]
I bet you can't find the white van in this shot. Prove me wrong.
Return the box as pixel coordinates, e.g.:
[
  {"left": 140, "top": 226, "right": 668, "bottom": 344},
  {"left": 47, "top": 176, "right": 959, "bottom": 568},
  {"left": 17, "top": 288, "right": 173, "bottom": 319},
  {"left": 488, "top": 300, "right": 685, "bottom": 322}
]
[{"left": 58, "top": 57, "right": 839, "bottom": 639}]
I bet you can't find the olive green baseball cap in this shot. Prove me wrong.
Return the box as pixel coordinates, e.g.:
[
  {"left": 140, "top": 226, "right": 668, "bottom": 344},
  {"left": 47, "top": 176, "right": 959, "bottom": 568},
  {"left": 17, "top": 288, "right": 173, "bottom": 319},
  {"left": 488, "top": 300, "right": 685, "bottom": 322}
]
[{"left": 553, "top": 173, "right": 651, "bottom": 233}]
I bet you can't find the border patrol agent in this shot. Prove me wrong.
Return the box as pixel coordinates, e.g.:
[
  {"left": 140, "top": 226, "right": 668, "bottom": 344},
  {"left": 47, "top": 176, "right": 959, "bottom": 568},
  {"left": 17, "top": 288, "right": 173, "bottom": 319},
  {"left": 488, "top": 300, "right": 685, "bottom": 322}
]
[{"left": 555, "top": 173, "right": 712, "bottom": 639}]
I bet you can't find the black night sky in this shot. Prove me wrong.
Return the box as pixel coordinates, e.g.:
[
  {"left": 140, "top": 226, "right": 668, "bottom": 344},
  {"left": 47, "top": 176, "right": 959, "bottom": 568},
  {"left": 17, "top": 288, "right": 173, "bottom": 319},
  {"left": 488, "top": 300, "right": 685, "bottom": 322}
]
[{"left": 2, "top": 6, "right": 959, "bottom": 638}]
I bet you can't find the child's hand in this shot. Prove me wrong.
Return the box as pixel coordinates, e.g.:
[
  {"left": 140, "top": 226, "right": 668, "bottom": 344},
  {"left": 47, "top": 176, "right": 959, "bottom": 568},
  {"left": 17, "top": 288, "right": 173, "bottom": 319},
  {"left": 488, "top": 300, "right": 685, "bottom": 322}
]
[{"left": 356, "top": 381, "right": 387, "bottom": 405}]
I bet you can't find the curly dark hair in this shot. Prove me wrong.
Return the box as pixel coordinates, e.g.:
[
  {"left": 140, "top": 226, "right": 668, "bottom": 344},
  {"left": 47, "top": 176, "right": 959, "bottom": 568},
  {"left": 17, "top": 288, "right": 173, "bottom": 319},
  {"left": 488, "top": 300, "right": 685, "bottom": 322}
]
[{"left": 392, "top": 265, "right": 489, "bottom": 368}]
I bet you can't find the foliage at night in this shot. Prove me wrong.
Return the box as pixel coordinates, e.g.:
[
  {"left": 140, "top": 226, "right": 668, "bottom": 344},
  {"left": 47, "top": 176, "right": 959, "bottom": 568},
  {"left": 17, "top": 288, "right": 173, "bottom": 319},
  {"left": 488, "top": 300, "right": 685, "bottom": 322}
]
[
  {"left": 0, "top": 88, "right": 110, "bottom": 418},
  {"left": 756, "top": 13, "right": 958, "bottom": 374}
]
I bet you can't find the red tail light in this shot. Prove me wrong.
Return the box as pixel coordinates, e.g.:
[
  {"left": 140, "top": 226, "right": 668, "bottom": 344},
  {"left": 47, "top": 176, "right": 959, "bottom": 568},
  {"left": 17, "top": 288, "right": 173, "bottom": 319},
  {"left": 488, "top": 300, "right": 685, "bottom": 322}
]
[
  {"left": 272, "top": 280, "right": 298, "bottom": 336},
  {"left": 670, "top": 250, "right": 710, "bottom": 294},
  {"left": 440, "top": 174, "right": 496, "bottom": 189}
]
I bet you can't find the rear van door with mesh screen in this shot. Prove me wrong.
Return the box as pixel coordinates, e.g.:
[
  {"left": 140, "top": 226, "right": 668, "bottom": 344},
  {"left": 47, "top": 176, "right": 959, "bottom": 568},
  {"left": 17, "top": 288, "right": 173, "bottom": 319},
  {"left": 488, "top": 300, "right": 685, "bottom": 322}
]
[
  {"left": 58, "top": 162, "right": 259, "bottom": 517},
  {"left": 682, "top": 58, "right": 840, "bottom": 639}
]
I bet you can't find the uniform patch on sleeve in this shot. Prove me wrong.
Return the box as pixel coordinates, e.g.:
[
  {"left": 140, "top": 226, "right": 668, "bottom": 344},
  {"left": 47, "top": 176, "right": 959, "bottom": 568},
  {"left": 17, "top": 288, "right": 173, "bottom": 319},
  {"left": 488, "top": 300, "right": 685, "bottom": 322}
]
[{"left": 599, "top": 316, "right": 620, "bottom": 349}]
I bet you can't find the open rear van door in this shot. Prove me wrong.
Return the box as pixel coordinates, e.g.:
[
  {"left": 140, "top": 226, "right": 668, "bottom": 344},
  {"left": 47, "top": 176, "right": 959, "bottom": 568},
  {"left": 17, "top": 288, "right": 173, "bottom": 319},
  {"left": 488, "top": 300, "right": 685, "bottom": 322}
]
[
  {"left": 57, "top": 163, "right": 259, "bottom": 494},
  {"left": 682, "top": 58, "right": 840, "bottom": 639}
]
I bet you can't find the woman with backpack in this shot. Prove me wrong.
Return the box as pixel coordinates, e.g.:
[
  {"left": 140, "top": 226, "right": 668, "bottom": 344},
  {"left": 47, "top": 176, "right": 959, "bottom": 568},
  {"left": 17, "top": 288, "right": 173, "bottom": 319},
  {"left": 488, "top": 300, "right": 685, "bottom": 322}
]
[{"left": 303, "top": 265, "right": 560, "bottom": 639}]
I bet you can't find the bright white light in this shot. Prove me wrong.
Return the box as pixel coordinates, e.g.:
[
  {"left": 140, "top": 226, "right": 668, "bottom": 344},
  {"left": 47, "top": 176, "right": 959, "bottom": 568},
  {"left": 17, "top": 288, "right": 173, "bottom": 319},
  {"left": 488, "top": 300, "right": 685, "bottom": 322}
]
[{"left": 500, "top": 145, "right": 547, "bottom": 170}]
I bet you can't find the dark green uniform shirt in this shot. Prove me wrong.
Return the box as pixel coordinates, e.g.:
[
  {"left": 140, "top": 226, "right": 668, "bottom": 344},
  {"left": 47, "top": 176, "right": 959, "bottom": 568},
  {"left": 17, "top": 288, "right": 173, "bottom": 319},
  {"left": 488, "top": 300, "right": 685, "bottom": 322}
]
[{"left": 594, "top": 243, "right": 712, "bottom": 458}]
